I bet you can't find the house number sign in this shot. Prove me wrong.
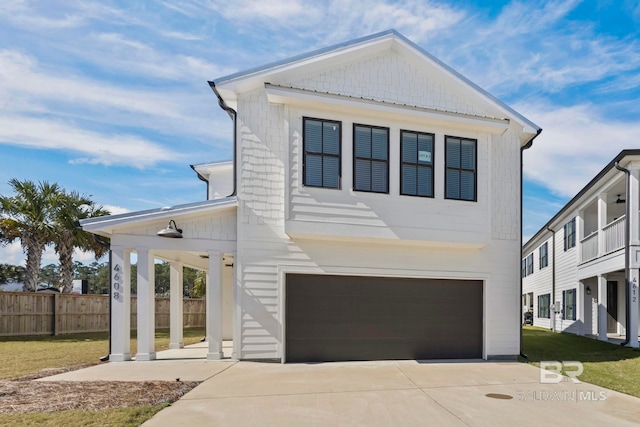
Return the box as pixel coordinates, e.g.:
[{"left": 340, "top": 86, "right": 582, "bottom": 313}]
[
  {"left": 633, "top": 277, "right": 638, "bottom": 304},
  {"left": 113, "top": 264, "right": 122, "bottom": 301}
]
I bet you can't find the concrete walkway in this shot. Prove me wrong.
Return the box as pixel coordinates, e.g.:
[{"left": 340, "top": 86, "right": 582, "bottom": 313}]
[{"left": 37, "top": 344, "right": 640, "bottom": 426}]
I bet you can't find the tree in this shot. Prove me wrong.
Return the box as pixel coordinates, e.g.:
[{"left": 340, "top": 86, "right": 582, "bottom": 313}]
[
  {"left": 39, "top": 263, "right": 60, "bottom": 287},
  {"left": 51, "top": 190, "right": 110, "bottom": 293},
  {"left": 191, "top": 270, "right": 206, "bottom": 298},
  {"left": 0, "top": 263, "right": 25, "bottom": 284},
  {"left": 0, "top": 179, "right": 60, "bottom": 291}
]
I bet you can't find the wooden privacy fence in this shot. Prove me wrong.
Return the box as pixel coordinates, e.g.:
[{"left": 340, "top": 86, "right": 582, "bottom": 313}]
[{"left": 0, "top": 292, "right": 205, "bottom": 336}]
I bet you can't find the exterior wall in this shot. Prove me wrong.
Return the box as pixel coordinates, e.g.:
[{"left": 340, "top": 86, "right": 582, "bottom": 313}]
[
  {"left": 234, "top": 50, "right": 524, "bottom": 360},
  {"left": 116, "top": 210, "right": 237, "bottom": 241},
  {"left": 522, "top": 235, "right": 553, "bottom": 330}
]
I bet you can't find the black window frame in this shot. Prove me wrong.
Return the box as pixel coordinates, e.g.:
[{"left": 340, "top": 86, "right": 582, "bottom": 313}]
[
  {"left": 538, "top": 294, "right": 550, "bottom": 319},
  {"left": 562, "top": 289, "right": 576, "bottom": 320},
  {"left": 564, "top": 218, "right": 576, "bottom": 251},
  {"left": 539, "top": 242, "right": 548, "bottom": 269},
  {"left": 521, "top": 259, "right": 527, "bottom": 278},
  {"left": 353, "top": 123, "right": 390, "bottom": 194},
  {"left": 445, "top": 135, "right": 477, "bottom": 202},
  {"left": 400, "top": 129, "right": 435, "bottom": 198},
  {"left": 302, "top": 117, "right": 342, "bottom": 189},
  {"left": 526, "top": 253, "right": 534, "bottom": 275}
]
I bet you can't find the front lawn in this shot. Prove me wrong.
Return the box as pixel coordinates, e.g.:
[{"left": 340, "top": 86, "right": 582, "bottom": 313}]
[
  {"left": 0, "top": 328, "right": 206, "bottom": 426},
  {"left": 521, "top": 326, "right": 640, "bottom": 397}
]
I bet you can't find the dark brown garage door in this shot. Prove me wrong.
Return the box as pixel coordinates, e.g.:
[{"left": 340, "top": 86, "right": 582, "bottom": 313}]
[{"left": 285, "top": 274, "right": 482, "bottom": 362}]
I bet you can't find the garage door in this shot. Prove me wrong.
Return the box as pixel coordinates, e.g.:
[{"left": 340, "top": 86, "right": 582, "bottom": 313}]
[{"left": 285, "top": 274, "right": 483, "bottom": 362}]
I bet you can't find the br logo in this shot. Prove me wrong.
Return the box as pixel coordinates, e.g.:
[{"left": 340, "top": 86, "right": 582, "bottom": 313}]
[{"left": 539, "top": 361, "right": 583, "bottom": 384}]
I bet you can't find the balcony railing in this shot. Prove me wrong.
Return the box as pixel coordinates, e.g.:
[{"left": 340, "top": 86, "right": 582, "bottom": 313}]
[
  {"left": 603, "top": 215, "right": 625, "bottom": 254},
  {"left": 580, "top": 231, "right": 598, "bottom": 263}
]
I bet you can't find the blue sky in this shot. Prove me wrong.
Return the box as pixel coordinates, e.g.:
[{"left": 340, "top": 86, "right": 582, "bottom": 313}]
[{"left": 0, "top": 0, "right": 639, "bottom": 265}]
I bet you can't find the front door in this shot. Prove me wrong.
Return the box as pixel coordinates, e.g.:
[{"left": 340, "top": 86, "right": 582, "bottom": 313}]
[{"left": 607, "top": 281, "right": 618, "bottom": 333}]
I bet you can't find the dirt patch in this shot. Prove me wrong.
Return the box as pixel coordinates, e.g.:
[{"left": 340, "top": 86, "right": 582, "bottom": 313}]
[{"left": 0, "top": 367, "right": 199, "bottom": 414}]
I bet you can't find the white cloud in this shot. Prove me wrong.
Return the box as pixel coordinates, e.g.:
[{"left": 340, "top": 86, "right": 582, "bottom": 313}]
[
  {"left": 102, "top": 205, "right": 130, "bottom": 215},
  {"left": 520, "top": 102, "right": 638, "bottom": 198},
  {"left": 0, "top": 115, "right": 182, "bottom": 168}
]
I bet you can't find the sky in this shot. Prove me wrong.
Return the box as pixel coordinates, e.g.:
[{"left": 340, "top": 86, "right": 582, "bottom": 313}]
[{"left": 0, "top": 0, "right": 639, "bottom": 266}]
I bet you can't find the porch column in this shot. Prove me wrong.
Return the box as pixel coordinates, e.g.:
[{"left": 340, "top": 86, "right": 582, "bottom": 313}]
[
  {"left": 597, "top": 193, "right": 607, "bottom": 256},
  {"left": 206, "top": 251, "right": 223, "bottom": 360},
  {"left": 577, "top": 210, "right": 584, "bottom": 262},
  {"left": 577, "top": 281, "right": 585, "bottom": 336},
  {"left": 597, "top": 275, "right": 608, "bottom": 341},
  {"left": 628, "top": 269, "right": 639, "bottom": 348},
  {"left": 169, "top": 262, "right": 184, "bottom": 350},
  {"left": 110, "top": 247, "right": 131, "bottom": 362},
  {"left": 629, "top": 167, "right": 640, "bottom": 246},
  {"left": 136, "top": 249, "right": 156, "bottom": 361}
]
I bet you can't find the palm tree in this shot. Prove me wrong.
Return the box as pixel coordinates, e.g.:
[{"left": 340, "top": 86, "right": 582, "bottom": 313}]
[
  {"left": 52, "top": 190, "right": 110, "bottom": 293},
  {"left": 0, "top": 179, "right": 60, "bottom": 291}
]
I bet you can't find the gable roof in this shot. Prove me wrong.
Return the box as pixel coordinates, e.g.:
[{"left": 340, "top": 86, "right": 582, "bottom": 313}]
[{"left": 212, "top": 29, "right": 540, "bottom": 135}]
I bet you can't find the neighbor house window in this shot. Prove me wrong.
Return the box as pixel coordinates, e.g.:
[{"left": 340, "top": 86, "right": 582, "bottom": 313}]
[
  {"left": 564, "top": 218, "right": 576, "bottom": 251},
  {"left": 539, "top": 242, "right": 548, "bottom": 269},
  {"left": 400, "top": 130, "right": 434, "bottom": 197},
  {"left": 354, "top": 124, "right": 389, "bottom": 193},
  {"left": 526, "top": 253, "right": 534, "bottom": 275},
  {"left": 563, "top": 289, "right": 576, "bottom": 320},
  {"left": 538, "top": 294, "right": 550, "bottom": 318},
  {"left": 521, "top": 259, "right": 527, "bottom": 278},
  {"left": 303, "top": 117, "right": 341, "bottom": 188},
  {"left": 445, "top": 136, "right": 476, "bottom": 201}
]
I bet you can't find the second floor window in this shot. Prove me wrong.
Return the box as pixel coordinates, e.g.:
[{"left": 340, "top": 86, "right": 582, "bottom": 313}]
[
  {"left": 564, "top": 218, "right": 576, "bottom": 251},
  {"left": 445, "top": 136, "right": 476, "bottom": 201},
  {"left": 539, "top": 242, "right": 548, "bottom": 269},
  {"left": 400, "top": 130, "right": 434, "bottom": 197},
  {"left": 303, "top": 117, "right": 341, "bottom": 189},
  {"left": 354, "top": 124, "right": 389, "bottom": 193},
  {"left": 526, "top": 253, "right": 534, "bottom": 275}
]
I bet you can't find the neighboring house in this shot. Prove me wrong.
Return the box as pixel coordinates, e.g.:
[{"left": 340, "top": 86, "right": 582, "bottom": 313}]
[
  {"left": 522, "top": 150, "right": 640, "bottom": 347},
  {"left": 81, "top": 30, "right": 540, "bottom": 363}
]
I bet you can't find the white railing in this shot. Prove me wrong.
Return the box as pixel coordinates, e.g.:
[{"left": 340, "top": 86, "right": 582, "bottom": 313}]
[
  {"left": 603, "top": 215, "right": 625, "bottom": 254},
  {"left": 580, "top": 231, "right": 598, "bottom": 263}
]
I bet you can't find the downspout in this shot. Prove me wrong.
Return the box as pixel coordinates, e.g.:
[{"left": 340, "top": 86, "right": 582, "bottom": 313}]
[
  {"left": 520, "top": 128, "right": 542, "bottom": 359},
  {"left": 546, "top": 226, "right": 556, "bottom": 332},
  {"left": 208, "top": 81, "right": 237, "bottom": 197},
  {"left": 615, "top": 162, "right": 631, "bottom": 346}
]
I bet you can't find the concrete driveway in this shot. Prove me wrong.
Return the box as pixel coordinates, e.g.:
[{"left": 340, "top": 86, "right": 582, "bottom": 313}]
[{"left": 141, "top": 360, "right": 640, "bottom": 426}]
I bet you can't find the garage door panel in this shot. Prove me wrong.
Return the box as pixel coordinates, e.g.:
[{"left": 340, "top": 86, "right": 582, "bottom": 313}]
[{"left": 286, "top": 274, "right": 483, "bottom": 362}]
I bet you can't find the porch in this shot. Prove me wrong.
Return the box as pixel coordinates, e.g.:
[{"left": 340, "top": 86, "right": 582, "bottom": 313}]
[{"left": 79, "top": 198, "right": 238, "bottom": 362}]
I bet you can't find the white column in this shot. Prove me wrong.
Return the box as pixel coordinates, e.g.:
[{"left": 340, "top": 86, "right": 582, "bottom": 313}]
[
  {"left": 169, "top": 262, "right": 184, "bottom": 350},
  {"left": 577, "top": 281, "right": 585, "bottom": 336},
  {"left": 628, "top": 269, "right": 639, "bottom": 347},
  {"left": 598, "top": 275, "right": 608, "bottom": 341},
  {"left": 206, "top": 251, "right": 223, "bottom": 360},
  {"left": 110, "top": 247, "right": 131, "bottom": 362},
  {"left": 597, "top": 193, "right": 607, "bottom": 256},
  {"left": 576, "top": 211, "right": 584, "bottom": 262},
  {"left": 629, "top": 168, "right": 640, "bottom": 246},
  {"left": 136, "top": 249, "right": 156, "bottom": 361}
]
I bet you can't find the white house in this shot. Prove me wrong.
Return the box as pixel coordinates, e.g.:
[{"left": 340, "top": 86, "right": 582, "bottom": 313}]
[
  {"left": 81, "top": 30, "right": 541, "bottom": 363},
  {"left": 522, "top": 150, "right": 640, "bottom": 347}
]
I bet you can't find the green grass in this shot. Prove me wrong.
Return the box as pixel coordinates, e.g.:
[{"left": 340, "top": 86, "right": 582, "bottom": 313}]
[
  {"left": 0, "top": 405, "right": 166, "bottom": 427},
  {"left": 0, "top": 327, "right": 206, "bottom": 379},
  {"left": 521, "top": 326, "right": 640, "bottom": 397}
]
